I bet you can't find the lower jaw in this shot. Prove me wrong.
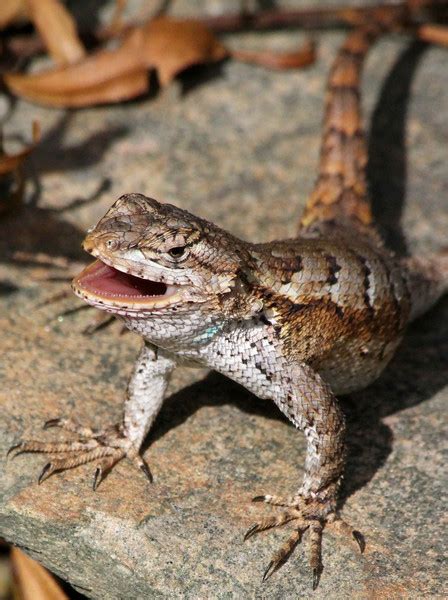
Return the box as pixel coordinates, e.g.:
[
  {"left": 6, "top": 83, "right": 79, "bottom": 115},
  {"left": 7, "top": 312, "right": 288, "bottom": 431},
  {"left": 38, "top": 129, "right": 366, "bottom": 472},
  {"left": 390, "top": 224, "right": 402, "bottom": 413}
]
[{"left": 71, "top": 284, "right": 182, "bottom": 315}]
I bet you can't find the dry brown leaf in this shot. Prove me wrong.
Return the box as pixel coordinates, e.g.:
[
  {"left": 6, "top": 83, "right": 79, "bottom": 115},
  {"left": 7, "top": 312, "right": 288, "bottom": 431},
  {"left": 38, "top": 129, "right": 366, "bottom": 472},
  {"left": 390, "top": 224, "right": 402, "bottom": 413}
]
[
  {"left": 141, "top": 17, "right": 229, "bottom": 86},
  {"left": 3, "top": 15, "right": 316, "bottom": 108},
  {"left": 0, "top": 0, "right": 27, "bottom": 29},
  {"left": 4, "top": 28, "right": 149, "bottom": 107},
  {"left": 4, "top": 16, "right": 229, "bottom": 107},
  {"left": 10, "top": 547, "right": 68, "bottom": 600},
  {"left": 0, "top": 121, "right": 40, "bottom": 176},
  {"left": 7, "top": 69, "right": 149, "bottom": 108},
  {"left": 24, "top": 0, "right": 86, "bottom": 65}
]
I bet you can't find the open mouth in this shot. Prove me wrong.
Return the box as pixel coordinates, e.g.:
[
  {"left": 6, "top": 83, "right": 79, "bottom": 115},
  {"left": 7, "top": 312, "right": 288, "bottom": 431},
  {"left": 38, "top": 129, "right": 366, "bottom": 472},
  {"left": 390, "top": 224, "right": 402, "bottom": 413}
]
[{"left": 72, "top": 259, "right": 179, "bottom": 309}]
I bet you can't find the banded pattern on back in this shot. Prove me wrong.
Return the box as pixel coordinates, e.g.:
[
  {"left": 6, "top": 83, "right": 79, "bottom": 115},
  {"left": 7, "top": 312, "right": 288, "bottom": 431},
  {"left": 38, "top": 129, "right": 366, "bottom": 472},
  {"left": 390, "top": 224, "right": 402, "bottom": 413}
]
[{"left": 248, "top": 237, "right": 411, "bottom": 393}]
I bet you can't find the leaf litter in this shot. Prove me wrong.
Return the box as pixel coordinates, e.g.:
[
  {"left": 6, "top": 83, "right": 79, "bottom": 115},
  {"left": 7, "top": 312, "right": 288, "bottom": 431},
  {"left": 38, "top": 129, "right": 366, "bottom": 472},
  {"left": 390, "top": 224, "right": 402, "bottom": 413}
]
[{"left": 2, "top": 1, "right": 316, "bottom": 108}]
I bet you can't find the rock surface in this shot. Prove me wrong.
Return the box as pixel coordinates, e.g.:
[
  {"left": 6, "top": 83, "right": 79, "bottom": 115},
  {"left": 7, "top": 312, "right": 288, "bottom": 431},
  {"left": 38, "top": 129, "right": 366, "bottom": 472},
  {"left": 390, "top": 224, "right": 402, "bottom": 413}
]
[{"left": 1, "top": 1, "right": 447, "bottom": 598}]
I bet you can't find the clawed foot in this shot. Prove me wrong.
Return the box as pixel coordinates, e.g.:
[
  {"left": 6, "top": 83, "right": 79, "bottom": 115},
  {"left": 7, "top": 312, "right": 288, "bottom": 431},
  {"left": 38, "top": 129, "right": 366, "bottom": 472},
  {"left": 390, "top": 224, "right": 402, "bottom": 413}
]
[
  {"left": 244, "top": 493, "right": 364, "bottom": 589},
  {"left": 8, "top": 417, "right": 152, "bottom": 489}
]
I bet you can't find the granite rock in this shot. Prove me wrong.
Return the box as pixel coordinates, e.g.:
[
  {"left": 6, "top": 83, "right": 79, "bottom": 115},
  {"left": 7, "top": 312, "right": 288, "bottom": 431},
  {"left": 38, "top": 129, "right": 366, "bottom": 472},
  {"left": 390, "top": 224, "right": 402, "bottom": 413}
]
[{"left": 0, "top": 1, "right": 447, "bottom": 598}]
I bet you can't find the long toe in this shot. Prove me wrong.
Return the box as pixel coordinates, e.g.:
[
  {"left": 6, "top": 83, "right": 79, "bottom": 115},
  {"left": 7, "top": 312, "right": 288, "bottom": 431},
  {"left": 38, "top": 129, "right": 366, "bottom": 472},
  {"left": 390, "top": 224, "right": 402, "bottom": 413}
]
[
  {"left": 8, "top": 419, "right": 149, "bottom": 488},
  {"left": 245, "top": 491, "right": 363, "bottom": 589}
]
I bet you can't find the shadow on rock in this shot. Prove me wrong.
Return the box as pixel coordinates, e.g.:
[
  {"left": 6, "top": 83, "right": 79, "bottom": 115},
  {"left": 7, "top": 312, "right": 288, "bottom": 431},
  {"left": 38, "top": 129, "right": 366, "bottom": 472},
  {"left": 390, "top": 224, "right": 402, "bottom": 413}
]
[
  {"left": 146, "top": 371, "right": 284, "bottom": 452},
  {"left": 368, "top": 41, "right": 428, "bottom": 255},
  {"left": 26, "top": 112, "right": 128, "bottom": 209},
  {"left": 340, "top": 295, "right": 448, "bottom": 505},
  {"left": 0, "top": 112, "right": 129, "bottom": 266},
  {"left": 179, "top": 62, "right": 226, "bottom": 98},
  {"left": 0, "top": 188, "right": 104, "bottom": 266}
]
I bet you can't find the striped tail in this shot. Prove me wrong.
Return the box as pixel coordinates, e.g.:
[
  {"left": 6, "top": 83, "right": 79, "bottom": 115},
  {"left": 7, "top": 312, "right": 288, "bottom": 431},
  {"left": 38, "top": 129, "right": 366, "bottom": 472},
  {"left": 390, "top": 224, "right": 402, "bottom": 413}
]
[{"left": 299, "top": 22, "right": 387, "bottom": 237}]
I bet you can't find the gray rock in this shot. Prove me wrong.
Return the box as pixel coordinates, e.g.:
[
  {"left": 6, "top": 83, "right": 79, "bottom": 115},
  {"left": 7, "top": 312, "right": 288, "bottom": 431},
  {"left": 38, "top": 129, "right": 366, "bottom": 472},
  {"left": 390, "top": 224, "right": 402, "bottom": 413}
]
[{"left": 0, "top": 1, "right": 447, "bottom": 598}]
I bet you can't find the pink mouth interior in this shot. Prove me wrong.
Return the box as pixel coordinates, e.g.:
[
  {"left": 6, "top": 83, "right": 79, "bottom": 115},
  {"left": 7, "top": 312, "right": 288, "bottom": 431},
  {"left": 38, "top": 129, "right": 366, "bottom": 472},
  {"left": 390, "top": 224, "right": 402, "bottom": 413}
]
[{"left": 77, "top": 260, "right": 168, "bottom": 298}]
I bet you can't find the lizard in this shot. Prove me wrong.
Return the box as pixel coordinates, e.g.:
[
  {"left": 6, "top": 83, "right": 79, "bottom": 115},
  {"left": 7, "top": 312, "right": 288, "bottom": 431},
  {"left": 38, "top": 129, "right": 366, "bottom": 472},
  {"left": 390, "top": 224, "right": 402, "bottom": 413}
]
[{"left": 10, "top": 11, "right": 448, "bottom": 589}]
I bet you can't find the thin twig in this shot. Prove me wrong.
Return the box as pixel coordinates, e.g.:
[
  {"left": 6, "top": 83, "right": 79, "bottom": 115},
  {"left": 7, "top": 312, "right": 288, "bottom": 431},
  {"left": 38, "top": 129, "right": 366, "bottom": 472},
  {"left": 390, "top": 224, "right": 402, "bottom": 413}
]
[
  {"left": 196, "top": 2, "right": 428, "bottom": 33},
  {"left": 2, "top": 1, "right": 447, "bottom": 62},
  {"left": 231, "top": 39, "right": 316, "bottom": 70},
  {"left": 415, "top": 22, "right": 448, "bottom": 45}
]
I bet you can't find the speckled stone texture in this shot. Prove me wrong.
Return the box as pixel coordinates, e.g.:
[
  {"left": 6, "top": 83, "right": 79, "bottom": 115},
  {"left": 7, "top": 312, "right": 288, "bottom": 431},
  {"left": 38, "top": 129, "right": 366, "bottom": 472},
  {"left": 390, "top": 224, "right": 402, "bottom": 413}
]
[{"left": 0, "top": 1, "right": 447, "bottom": 598}]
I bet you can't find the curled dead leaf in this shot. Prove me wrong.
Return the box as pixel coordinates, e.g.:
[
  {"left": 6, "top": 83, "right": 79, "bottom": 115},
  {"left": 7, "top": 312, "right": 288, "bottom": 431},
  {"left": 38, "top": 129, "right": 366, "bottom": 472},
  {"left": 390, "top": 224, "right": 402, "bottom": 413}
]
[
  {"left": 3, "top": 15, "right": 318, "bottom": 108},
  {"left": 140, "top": 17, "right": 229, "bottom": 86},
  {"left": 0, "top": 0, "right": 27, "bottom": 29},
  {"left": 10, "top": 547, "right": 68, "bottom": 600},
  {"left": 24, "top": 0, "right": 86, "bottom": 65},
  {"left": 4, "top": 34, "right": 149, "bottom": 108},
  {"left": 3, "top": 17, "right": 229, "bottom": 107}
]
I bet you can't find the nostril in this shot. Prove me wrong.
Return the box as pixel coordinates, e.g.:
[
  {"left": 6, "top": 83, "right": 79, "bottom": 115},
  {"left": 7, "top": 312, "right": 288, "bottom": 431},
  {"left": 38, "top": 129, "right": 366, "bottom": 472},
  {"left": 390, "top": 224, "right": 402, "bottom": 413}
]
[{"left": 83, "top": 239, "right": 94, "bottom": 253}]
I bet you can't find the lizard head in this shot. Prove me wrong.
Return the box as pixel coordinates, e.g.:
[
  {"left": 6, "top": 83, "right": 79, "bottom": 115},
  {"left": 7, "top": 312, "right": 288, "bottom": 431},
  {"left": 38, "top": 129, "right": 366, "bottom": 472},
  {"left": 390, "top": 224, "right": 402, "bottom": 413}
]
[{"left": 72, "top": 193, "right": 252, "bottom": 317}]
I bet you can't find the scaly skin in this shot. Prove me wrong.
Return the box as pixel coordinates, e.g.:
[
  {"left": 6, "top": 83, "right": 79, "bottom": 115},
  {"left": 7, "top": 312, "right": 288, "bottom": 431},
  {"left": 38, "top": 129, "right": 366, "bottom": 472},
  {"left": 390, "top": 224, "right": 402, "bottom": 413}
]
[{"left": 10, "top": 14, "right": 448, "bottom": 589}]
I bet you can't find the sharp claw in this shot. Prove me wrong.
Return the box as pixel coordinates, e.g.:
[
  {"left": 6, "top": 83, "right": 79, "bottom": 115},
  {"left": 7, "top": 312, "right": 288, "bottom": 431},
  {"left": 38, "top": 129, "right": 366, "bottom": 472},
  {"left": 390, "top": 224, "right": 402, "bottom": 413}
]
[
  {"left": 38, "top": 462, "right": 55, "bottom": 485},
  {"left": 7, "top": 443, "right": 22, "bottom": 457},
  {"left": 352, "top": 530, "right": 365, "bottom": 554},
  {"left": 43, "top": 418, "right": 62, "bottom": 429},
  {"left": 139, "top": 461, "right": 153, "bottom": 484},
  {"left": 93, "top": 467, "right": 102, "bottom": 491},
  {"left": 252, "top": 495, "right": 266, "bottom": 503},
  {"left": 262, "top": 561, "right": 274, "bottom": 582},
  {"left": 244, "top": 523, "right": 259, "bottom": 541},
  {"left": 312, "top": 567, "right": 322, "bottom": 590}
]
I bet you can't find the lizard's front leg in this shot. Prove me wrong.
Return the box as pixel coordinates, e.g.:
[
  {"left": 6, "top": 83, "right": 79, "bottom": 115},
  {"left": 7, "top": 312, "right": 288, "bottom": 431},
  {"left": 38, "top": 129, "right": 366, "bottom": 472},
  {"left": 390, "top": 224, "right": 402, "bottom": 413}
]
[{"left": 8, "top": 342, "right": 176, "bottom": 488}]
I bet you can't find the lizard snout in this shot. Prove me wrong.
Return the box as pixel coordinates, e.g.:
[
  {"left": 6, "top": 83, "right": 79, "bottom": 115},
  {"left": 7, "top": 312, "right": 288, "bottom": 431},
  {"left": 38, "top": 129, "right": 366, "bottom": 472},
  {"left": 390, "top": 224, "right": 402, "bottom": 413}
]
[{"left": 82, "top": 236, "right": 96, "bottom": 254}]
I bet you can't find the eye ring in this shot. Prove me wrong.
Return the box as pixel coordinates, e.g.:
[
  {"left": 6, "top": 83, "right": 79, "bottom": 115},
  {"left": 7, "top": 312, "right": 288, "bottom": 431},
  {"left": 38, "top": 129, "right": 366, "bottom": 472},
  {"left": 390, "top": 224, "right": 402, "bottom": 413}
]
[
  {"left": 168, "top": 246, "right": 186, "bottom": 259},
  {"left": 106, "top": 239, "right": 118, "bottom": 250}
]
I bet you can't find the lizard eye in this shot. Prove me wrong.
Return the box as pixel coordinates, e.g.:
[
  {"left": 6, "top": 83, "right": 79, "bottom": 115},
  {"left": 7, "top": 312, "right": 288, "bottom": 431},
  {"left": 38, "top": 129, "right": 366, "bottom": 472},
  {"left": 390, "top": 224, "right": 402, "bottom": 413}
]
[
  {"left": 168, "top": 246, "right": 186, "bottom": 258},
  {"left": 106, "top": 239, "right": 119, "bottom": 250}
]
